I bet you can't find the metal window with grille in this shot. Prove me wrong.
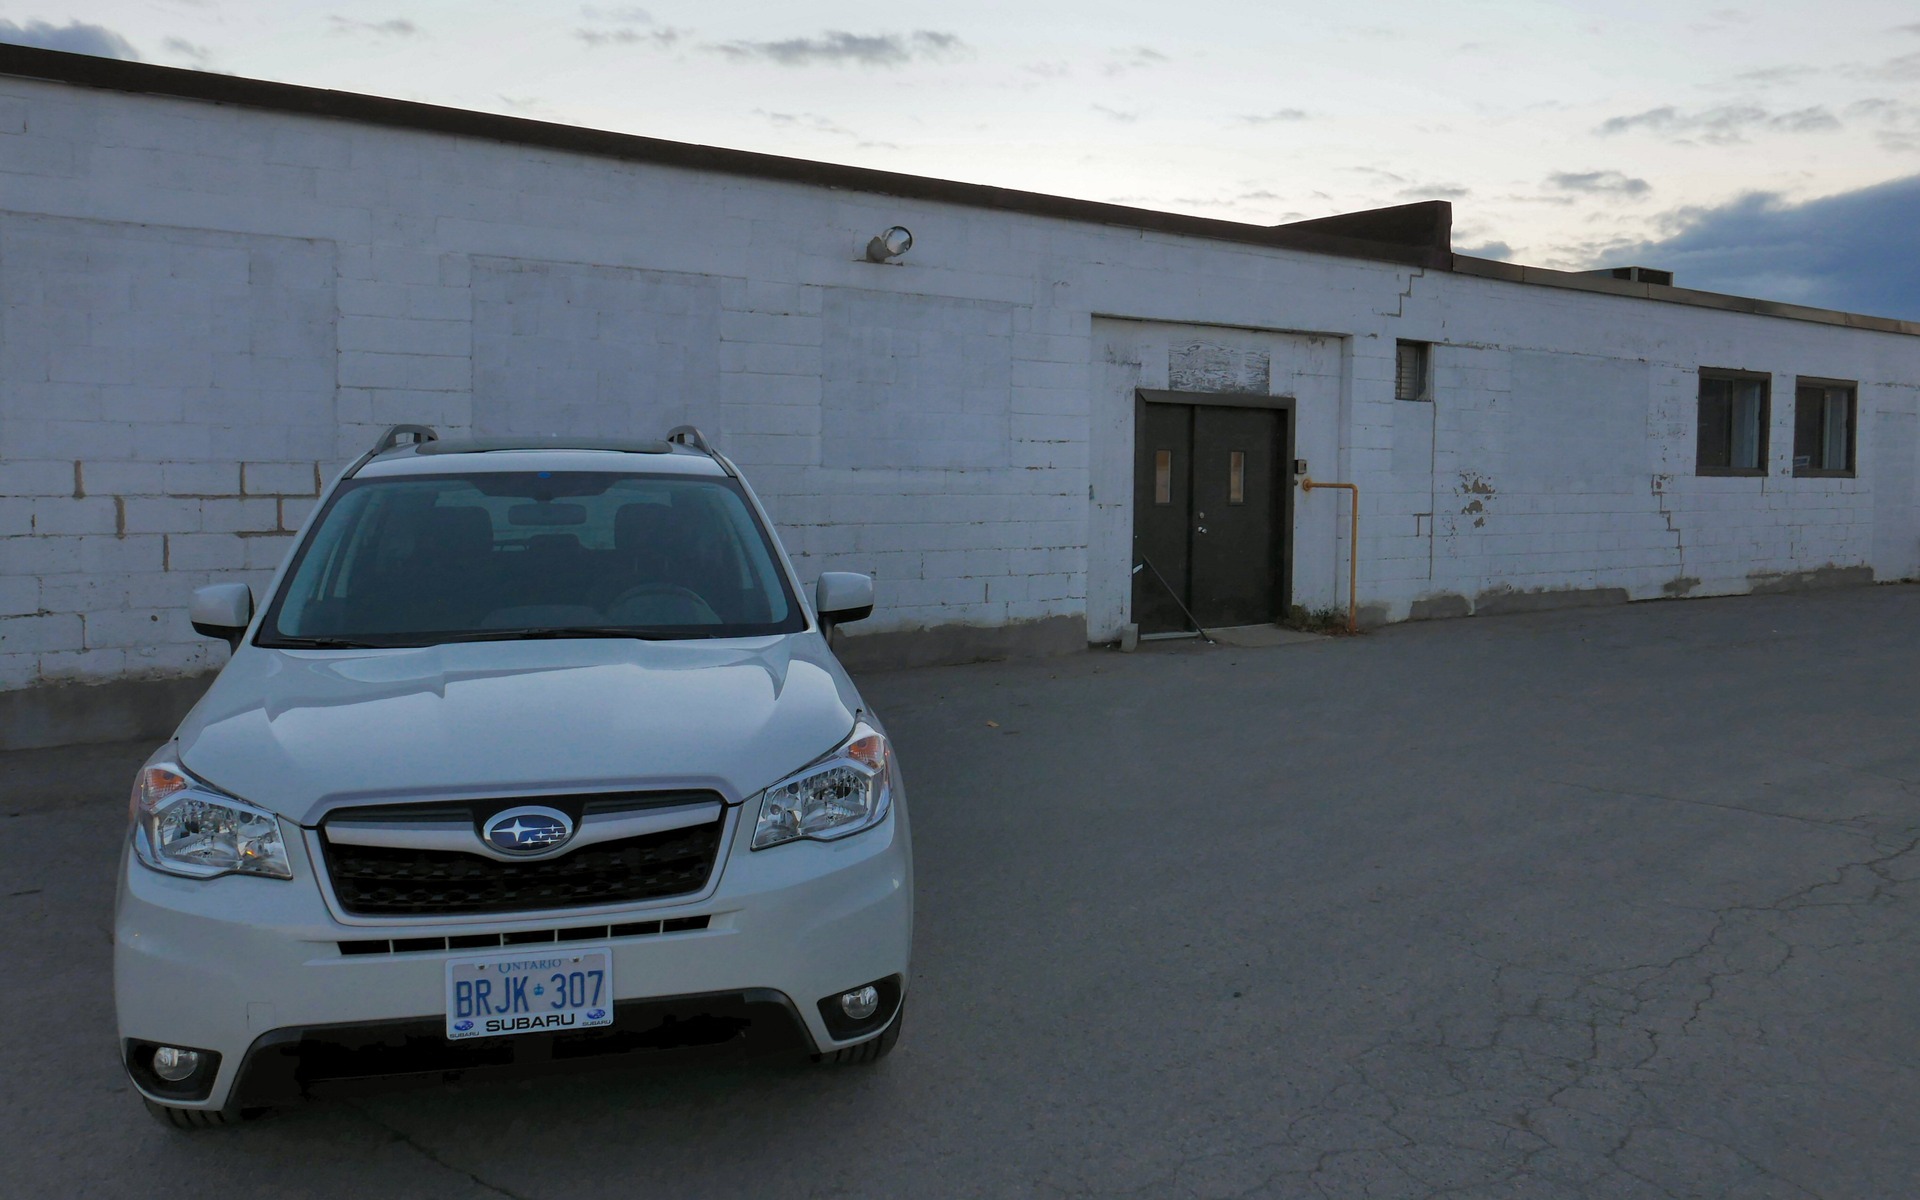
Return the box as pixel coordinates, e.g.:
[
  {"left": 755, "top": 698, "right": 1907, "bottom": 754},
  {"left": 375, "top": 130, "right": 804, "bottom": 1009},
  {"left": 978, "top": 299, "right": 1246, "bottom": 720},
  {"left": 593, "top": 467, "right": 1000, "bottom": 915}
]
[{"left": 1395, "top": 341, "right": 1430, "bottom": 401}]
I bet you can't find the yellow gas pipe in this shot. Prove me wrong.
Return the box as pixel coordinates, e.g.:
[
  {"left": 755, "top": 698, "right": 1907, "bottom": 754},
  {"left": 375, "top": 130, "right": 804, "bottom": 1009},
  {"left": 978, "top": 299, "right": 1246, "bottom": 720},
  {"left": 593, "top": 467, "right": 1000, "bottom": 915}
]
[{"left": 1299, "top": 478, "right": 1359, "bottom": 633}]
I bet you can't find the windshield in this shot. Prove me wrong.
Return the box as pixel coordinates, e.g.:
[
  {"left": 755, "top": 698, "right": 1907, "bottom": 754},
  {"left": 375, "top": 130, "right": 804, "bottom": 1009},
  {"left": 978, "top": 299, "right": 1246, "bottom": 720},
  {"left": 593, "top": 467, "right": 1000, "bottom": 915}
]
[{"left": 258, "top": 471, "right": 805, "bottom": 647}]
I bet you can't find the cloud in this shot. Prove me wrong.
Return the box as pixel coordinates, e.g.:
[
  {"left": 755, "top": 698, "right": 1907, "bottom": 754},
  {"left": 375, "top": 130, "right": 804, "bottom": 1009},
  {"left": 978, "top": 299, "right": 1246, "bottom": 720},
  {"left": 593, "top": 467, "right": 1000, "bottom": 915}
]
[
  {"left": 0, "top": 18, "right": 138, "bottom": 58},
  {"left": 162, "top": 36, "right": 210, "bottom": 65},
  {"left": 576, "top": 27, "right": 682, "bottom": 47},
  {"left": 753, "top": 109, "right": 857, "bottom": 138},
  {"left": 1771, "top": 106, "right": 1842, "bottom": 132},
  {"left": 1548, "top": 170, "right": 1653, "bottom": 197},
  {"left": 1457, "top": 240, "right": 1513, "bottom": 260},
  {"left": 1236, "top": 109, "right": 1311, "bottom": 124},
  {"left": 1875, "top": 51, "right": 1920, "bottom": 80},
  {"left": 1091, "top": 104, "right": 1139, "bottom": 123},
  {"left": 1728, "top": 64, "right": 1818, "bottom": 87},
  {"left": 573, "top": 5, "right": 683, "bottom": 48},
  {"left": 1166, "top": 188, "right": 1285, "bottom": 209},
  {"left": 1595, "top": 103, "right": 1842, "bottom": 144},
  {"left": 711, "top": 29, "right": 965, "bottom": 67},
  {"left": 914, "top": 31, "right": 964, "bottom": 55},
  {"left": 1687, "top": 7, "right": 1748, "bottom": 32},
  {"left": 1844, "top": 97, "right": 1920, "bottom": 152},
  {"left": 1346, "top": 168, "right": 1466, "bottom": 201},
  {"left": 1021, "top": 61, "right": 1070, "bottom": 79},
  {"left": 328, "top": 17, "right": 420, "bottom": 37},
  {"left": 1601, "top": 175, "right": 1920, "bottom": 320},
  {"left": 1102, "top": 45, "right": 1168, "bottom": 75}
]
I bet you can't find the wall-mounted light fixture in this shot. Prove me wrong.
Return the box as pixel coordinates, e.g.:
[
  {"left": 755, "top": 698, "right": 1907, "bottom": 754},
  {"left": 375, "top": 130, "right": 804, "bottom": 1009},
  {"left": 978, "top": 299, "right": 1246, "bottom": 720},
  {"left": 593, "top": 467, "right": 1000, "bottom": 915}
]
[{"left": 864, "top": 226, "right": 913, "bottom": 263}]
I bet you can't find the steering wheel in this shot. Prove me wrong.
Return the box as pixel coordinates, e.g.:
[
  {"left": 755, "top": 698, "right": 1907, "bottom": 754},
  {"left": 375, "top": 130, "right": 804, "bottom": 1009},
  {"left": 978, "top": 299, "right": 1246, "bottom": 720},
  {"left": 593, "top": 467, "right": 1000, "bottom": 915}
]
[{"left": 606, "top": 583, "right": 721, "bottom": 625}]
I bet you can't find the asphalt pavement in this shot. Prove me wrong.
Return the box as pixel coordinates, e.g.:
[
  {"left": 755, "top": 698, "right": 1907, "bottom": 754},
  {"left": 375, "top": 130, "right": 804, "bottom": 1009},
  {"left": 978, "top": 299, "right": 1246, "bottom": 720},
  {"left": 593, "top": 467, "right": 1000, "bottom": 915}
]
[{"left": 6, "top": 586, "right": 1918, "bottom": 1199}]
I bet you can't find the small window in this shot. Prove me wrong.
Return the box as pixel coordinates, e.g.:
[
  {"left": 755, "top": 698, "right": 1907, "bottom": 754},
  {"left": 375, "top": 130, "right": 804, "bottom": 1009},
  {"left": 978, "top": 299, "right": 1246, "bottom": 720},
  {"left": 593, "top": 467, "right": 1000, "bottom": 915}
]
[
  {"left": 1793, "top": 381, "right": 1856, "bottom": 477},
  {"left": 1395, "top": 341, "right": 1430, "bottom": 402},
  {"left": 1228, "top": 451, "right": 1245, "bottom": 504},
  {"left": 1696, "top": 370, "right": 1770, "bottom": 476},
  {"left": 1153, "top": 450, "right": 1172, "bottom": 505}
]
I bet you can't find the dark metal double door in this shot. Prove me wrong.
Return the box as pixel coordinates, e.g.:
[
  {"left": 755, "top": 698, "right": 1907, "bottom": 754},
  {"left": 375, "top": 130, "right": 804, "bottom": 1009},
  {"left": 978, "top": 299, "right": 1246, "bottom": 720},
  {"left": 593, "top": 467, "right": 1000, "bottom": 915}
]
[{"left": 1132, "top": 400, "right": 1286, "bottom": 634}]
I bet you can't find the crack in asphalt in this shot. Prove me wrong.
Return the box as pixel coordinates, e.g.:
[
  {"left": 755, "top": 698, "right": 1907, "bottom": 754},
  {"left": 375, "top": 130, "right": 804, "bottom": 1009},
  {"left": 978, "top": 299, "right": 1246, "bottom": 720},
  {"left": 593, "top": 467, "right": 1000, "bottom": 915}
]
[
  {"left": 1549, "top": 778, "right": 1880, "bottom": 832},
  {"left": 328, "top": 824, "right": 1915, "bottom": 1200},
  {"left": 1188, "top": 827, "right": 1920, "bottom": 1199},
  {"left": 348, "top": 1102, "right": 536, "bottom": 1200}
]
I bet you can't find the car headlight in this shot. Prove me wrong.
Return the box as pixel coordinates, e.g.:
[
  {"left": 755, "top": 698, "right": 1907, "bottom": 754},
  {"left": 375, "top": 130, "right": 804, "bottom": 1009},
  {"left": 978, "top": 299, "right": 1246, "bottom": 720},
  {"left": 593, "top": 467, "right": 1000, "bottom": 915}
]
[
  {"left": 751, "top": 721, "right": 894, "bottom": 850},
  {"left": 129, "top": 760, "right": 293, "bottom": 880}
]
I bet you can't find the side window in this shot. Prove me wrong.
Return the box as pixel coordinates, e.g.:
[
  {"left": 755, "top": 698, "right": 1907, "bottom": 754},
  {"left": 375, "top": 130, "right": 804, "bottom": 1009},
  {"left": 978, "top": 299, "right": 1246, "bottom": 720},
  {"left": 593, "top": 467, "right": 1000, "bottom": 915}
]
[
  {"left": 1793, "top": 381, "right": 1857, "bottom": 477},
  {"left": 1395, "top": 340, "right": 1431, "bottom": 402},
  {"left": 1696, "top": 370, "right": 1770, "bottom": 476}
]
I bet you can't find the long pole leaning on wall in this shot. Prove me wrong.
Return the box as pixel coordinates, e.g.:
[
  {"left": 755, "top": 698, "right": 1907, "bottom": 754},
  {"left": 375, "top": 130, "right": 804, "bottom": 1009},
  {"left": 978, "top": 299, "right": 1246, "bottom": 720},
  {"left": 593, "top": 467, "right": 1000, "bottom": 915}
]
[{"left": 1299, "top": 478, "right": 1359, "bottom": 633}]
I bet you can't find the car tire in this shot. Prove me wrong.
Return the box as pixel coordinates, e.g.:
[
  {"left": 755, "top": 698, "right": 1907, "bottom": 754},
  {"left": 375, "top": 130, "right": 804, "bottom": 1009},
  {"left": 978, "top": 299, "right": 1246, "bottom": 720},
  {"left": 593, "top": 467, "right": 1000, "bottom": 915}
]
[
  {"left": 142, "top": 1097, "right": 256, "bottom": 1130},
  {"left": 818, "top": 1003, "right": 903, "bottom": 1065}
]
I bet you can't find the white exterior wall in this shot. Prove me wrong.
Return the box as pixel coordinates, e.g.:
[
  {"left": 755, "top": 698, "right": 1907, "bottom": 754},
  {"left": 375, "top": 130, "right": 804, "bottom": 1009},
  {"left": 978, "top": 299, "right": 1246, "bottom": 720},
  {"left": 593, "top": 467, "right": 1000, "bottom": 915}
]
[{"left": 2, "top": 74, "right": 1918, "bottom": 694}]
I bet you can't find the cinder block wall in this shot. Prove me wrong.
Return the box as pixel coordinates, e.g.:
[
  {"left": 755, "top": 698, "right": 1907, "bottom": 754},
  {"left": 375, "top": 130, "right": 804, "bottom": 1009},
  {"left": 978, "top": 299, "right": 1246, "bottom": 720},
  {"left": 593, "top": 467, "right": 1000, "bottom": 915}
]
[{"left": 2, "top": 72, "right": 1918, "bottom": 734}]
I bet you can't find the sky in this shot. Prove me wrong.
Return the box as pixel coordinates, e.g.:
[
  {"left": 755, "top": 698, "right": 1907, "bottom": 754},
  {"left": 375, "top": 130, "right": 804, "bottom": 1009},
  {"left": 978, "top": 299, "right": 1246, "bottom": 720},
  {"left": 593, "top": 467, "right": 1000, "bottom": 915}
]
[{"left": 4, "top": 1, "right": 1918, "bottom": 319}]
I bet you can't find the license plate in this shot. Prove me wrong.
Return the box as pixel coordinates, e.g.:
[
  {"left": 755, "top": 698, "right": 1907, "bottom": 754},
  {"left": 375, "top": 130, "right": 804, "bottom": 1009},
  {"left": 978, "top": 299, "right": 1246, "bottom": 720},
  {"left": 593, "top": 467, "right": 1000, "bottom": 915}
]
[{"left": 445, "top": 947, "right": 614, "bottom": 1040}]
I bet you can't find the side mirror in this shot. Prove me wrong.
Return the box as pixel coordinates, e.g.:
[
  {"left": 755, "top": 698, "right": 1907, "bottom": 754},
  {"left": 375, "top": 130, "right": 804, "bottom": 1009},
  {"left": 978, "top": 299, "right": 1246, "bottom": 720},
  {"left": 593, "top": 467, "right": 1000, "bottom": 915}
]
[
  {"left": 189, "top": 584, "right": 253, "bottom": 650},
  {"left": 815, "top": 572, "right": 874, "bottom": 626}
]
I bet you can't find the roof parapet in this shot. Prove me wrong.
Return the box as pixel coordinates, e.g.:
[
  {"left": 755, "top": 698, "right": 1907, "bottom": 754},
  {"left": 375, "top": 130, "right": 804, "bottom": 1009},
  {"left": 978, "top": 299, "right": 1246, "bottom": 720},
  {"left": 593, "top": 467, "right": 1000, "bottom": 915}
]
[{"left": 1273, "top": 201, "right": 1453, "bottom": 260}]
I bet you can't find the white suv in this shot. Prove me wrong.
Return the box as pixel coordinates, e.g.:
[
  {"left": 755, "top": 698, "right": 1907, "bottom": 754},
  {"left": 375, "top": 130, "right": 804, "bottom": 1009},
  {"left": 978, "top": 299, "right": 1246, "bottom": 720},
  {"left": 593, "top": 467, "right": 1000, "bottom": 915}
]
[{"left": 116, "top": 426, "right": 913, "bottom": 1127}]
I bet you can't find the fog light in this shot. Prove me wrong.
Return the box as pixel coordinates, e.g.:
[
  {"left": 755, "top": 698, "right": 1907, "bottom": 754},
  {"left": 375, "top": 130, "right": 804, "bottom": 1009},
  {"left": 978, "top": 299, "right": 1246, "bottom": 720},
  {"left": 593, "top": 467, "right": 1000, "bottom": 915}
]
[
  {"left": 151, "top": 1046, "right": 201, "bottom": 1082},
  {"left": 839, "top": 985, "right": 880, "bottom": 1021}
]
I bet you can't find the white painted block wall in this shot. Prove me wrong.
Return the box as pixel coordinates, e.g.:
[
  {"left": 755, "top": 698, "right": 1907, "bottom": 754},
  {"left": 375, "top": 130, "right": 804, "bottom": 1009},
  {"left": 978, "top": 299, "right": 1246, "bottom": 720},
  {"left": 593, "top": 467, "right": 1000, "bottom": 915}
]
[{"left": 1, "top": 74, "right": 1918, "bottom": 697}]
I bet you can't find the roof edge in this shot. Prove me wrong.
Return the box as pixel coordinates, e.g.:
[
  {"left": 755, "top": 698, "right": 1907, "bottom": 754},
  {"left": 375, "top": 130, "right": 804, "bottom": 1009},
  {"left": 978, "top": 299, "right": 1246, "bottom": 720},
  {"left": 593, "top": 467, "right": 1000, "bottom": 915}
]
[
  {"left": 1450, "top": 256, "right": 1920, "bottom": 339},
  {"left": 0, "top": 46, "right": 1912, "bottom": 337},
  {"left": 0, "top": 45, "right": 1446, "bottom": 271}
]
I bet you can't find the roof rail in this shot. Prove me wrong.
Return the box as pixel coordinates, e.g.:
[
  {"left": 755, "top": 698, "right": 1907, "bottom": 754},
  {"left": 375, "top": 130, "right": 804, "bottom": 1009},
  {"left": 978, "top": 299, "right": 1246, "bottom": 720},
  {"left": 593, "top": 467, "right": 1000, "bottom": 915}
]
[
  {"left": 345, "top": 423, "right": 438, "bottom": 477},
  {"left": 664, "top": 425, "right": 739, "bottom": 478},
  {"left": 665, "top": 425, "right": 713, "bottom": 454}
]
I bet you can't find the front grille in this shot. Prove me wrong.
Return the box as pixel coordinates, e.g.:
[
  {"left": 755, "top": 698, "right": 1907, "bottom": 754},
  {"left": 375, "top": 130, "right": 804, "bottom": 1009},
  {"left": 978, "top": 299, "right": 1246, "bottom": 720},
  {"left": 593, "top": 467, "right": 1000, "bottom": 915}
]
[{"left": 320, "top": 793, "right": 726, "bottom": 917}]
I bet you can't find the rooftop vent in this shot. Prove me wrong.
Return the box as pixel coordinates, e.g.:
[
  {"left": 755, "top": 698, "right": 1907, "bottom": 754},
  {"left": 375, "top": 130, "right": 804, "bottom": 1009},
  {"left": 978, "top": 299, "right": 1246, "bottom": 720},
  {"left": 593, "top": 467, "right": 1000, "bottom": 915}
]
[{"left": 1581, "top": 265, "right": 1674, "bottom": 287}]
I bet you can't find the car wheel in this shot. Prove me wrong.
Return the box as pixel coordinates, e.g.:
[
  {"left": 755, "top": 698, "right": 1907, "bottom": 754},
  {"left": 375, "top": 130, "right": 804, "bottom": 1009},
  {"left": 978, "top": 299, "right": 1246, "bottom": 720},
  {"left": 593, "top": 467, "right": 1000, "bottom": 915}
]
[
  {"left": 818, "top": 1003, "right": 903, "bottom": 1065},
  {"left": 142, "top": 1098, "right": 257, "bottom": 1130}
]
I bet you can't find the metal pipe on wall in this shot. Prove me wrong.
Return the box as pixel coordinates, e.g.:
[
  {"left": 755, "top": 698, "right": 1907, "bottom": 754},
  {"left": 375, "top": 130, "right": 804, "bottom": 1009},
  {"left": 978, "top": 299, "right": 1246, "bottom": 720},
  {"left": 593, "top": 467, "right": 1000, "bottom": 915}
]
[{"left": 1299, "top": 478, "right": 1359, "bottom": 633}]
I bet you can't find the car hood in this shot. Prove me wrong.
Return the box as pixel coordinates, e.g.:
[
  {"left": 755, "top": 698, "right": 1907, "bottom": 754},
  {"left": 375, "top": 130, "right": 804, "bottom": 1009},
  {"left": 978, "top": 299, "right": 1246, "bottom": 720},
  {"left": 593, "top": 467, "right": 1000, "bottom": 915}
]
[{"left": 174, "top": 634, "right": 860, "bottom": 824}]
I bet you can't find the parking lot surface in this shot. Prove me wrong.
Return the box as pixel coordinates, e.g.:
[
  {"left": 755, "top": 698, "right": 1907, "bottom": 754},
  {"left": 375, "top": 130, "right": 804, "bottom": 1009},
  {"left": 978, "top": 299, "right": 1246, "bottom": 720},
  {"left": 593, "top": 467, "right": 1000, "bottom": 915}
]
[{"left": 6, "top": 586, "right": 1918, "bottom": 1199}]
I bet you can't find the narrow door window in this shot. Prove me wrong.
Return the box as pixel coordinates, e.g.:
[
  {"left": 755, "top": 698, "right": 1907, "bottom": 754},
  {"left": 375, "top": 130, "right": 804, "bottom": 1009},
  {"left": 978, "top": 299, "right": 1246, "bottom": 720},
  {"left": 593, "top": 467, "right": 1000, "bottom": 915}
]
[
  {"left": 1228, "top": 451, "right": 1246, "bottom": 504},
  {"left": 1154, "top": 450, "right": 1173, "bottom": 505}
]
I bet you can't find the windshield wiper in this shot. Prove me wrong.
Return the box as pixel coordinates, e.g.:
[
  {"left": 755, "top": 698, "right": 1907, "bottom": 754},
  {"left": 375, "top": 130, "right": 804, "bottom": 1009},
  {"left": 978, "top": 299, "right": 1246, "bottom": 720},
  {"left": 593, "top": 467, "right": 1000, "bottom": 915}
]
[
  {"left": 438, "top": 626, "right": 680, "bottom": 643},
  {"left": 260, "top": 636, "right": 391, "bottom": 650}
]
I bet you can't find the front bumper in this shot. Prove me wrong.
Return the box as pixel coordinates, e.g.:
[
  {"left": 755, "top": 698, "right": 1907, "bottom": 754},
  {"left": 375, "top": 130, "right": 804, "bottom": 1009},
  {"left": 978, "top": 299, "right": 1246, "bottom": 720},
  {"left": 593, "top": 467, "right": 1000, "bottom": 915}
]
[{"left": 115, "top": 798, "right": 911, "bottom": 1109}]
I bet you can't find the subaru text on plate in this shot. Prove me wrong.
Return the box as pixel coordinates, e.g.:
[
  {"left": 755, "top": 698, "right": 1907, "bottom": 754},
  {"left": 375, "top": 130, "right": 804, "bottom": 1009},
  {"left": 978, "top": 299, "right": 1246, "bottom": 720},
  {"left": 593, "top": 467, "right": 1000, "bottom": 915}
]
[{"left": 115, "top": 425, "right": 913, "bottom": 1127}]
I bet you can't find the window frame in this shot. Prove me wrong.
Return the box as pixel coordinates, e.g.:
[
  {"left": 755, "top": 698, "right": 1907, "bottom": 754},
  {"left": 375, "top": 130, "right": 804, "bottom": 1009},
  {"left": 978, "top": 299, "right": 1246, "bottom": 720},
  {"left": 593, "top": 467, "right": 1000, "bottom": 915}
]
[
  {"left": 1694, "top": 368, "right": 1772, "bottom": 478},
  {"left": 1394, "top": 340, "right": 1431, "bottom": 403},
  {"left": 1791, "top": 376, "right": 1858, "bottom": 479}
]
